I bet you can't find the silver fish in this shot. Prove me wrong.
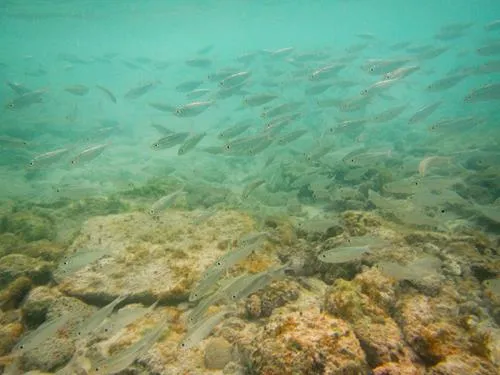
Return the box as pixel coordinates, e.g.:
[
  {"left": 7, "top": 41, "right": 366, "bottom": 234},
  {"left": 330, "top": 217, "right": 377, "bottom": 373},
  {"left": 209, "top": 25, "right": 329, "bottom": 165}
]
[
  {"left": 96, "top": 85, "right": 117, "bottom": 103},
  {"left": 175, "top": 101, "right": 214, "bottom": 117},
  {"left": 149, "top": 189, "right": 185, "bottom": 216},
  {"left": 70, "top": 143, "right": 109, "bottom": 166},
  {"left": 178, "top": 133, "right": 206, "bottom": 155},
  {"left": 151, "top": 132, "right": 189, "bottom": 150},
  {"left": 179, "top": 309, "right": 229, "bottom": 350},
  {"left": 408, "top": 101, "right": 442, "bottom": 124}
]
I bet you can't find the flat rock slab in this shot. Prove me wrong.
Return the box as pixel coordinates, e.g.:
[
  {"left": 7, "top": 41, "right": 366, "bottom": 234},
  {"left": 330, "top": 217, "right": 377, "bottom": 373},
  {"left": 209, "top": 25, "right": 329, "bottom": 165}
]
[{"left": 57, "top": 210, "right": 254, "bottom": 305}]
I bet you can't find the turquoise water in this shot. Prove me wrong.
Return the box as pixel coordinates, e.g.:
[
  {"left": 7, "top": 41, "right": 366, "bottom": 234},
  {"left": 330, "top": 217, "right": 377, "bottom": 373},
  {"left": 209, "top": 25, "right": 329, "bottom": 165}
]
[{"left": 1, "top": 1, "right": 500, "bottom": 374}]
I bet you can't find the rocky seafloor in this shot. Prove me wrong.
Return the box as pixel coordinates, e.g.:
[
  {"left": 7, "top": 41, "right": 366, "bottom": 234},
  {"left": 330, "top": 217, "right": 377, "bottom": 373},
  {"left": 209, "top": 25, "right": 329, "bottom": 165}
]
[{"left": 0, "top": 191, "right": 499, "bottom": 375}]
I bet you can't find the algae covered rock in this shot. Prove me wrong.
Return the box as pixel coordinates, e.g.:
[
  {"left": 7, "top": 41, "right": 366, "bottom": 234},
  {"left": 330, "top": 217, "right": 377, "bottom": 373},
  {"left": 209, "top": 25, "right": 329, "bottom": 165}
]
[
  {"left": 0, "top": 254, "right": 52, "bottom": 287},
  {"left": 0, "top": 276, "right": 32, "bottom": 310},
  {"left": 57, "top": 210, "right": 255, "bottom": 304},
  {"left": 204, "top": 337, "right": 234, "bottom": 369},
  {"left": 245, "top": 307, "right": 368, "bottom": 374},
  {"left": 0, "top": 211, "right": 56, "bottom": 242}
]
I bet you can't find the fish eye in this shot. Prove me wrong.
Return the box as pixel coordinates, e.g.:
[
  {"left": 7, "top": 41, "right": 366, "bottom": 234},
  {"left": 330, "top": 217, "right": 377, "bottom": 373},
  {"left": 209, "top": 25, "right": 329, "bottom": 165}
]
[
  {"left": 369, "top": 67, "right": 374, "bottom": 72},
  {"left": 71, "top": 160, "right": 77, "bottom": 165},
  {"left": 225, "top": 144, "right": 231, "bottom": 150},
  {"left": 217, "top": 261, "right": 222, "bottom": 266},
  {"left": 29, "top": 161, "right": 34, "bottom": 166},
  {"left": 7, "top": 103, "right": 15, "bottom": 108},
  {"left": 440, "top": 209, "right": 445, "bottom": 213}
]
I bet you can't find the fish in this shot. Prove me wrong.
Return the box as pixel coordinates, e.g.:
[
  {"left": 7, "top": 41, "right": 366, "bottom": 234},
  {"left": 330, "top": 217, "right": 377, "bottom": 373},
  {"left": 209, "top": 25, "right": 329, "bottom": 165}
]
[
  {"left": 186, "top": 88, "right": 211, "bottom": 99},
  {"left": 261, "top": 102, "right": 302, "bottom": 118},
  {"left": 54, "top": 248, "right": 110, "bottom": 281},
  {"left": 178, "top": 133, "right": 206, "bottom": 155},
  {"left": 408, "top": 101, "right": 442, "bottom": 124},
  {"left": 343, "top": 149, "right": 392, "bottom": 167},
  {"left": 96, "top": 85, "right": 117, "bottom": 103},
  {"left": 371, "top": 105, "right": 406, "bottom": 123},
  {"left": 309, "top": 64, "right": 346, "bottom": 81},
  {"left": 304, "top": 82, "right": 334, "bottom": 96},
  {"left": 330, "top": 118, "right": 366, "bottom": 134},
  {"left": 76, "top": 294, "right": 129, "bottom": 338},
  {"left": 265, "top": 113, "right": 301, "bottom": 133},
  {"left": 377, "top": 255, "right": 442, "bottom": 282},
  {"left": 179, "top": 309, "right": 229, "bottom": 350},
  {"left": 426, "top": 74, "right": 467, "bottom": 91},
  {"left": 186, "top": 57, "right": 213, "bottom": 68},
  {"left": 360, "top": 78, "right": 399, "bottom": 97},
  {"left": 219, "top": 71, "right": 252, "bottom": 87},
  {"left": 464, "top": 83, "right": 500, "bottom": 103},
  {"left": 70, "top": 143, "right": 109, "bottom": 166},
  {"left": 368, "top": 189, "right": 403, "bottom": 210},
  {"left": 148, "top": 189, "right": 185, "bottom": 216},
  {"left": 362, "top": 58, "right": 410, "bottom": 75},
  {"left": 476, "top": 41, "right": 500, "bottom": 56},
  {"left": 148, "top": 102, "right": 177, "bottom": 112},
  {"left": 0, "top": 136, "right": 28, "bottom": 148},
  {"left": 485, "top": 20, "right": 500, "bottom": 32},
  {"left": 277, "top": 129, "right": 307, "bottom": 146},
  {"left": 65, "top": 84, "right": 89, "bottom": 96},
  {"left": 243, "top": 93, "right": 278, "bottom": 107},
  {"left": 6, "top": 81, "right": 32, "bottom": 95},
  {"left": 317, "top": 245, "right": 370, "bottom": 264},
  {"left": 428, "top": 116, "right": 483, "bottom": 132},
  {"left": 151, "top": 132, "right": 190, "bottom": 150},
  {"left": 416, "top": 47, "right": 449, "bottom": 60},
  {"left": 28, "top": 148, "right": 70, "bottom": 168},
  {"left": 91, "top": 320, "right": 168, "bottom": 375},
  {"left": 384, "top": 65, "right": 420, "bottom": 80},
  {"left": 124, "top": 81, "right": 159, "bottom": 99},
  {"left": 242, "top": 179, "right": 265, "bottom": 199},
  {"left": 174, "top": 101, "right": 214, "bottom": 117},
  {"left": 6, "top": 89, "right": 46, "bottom": 110},
  {"left": 14, "top": 314, "right": 74, "bottom": 353},
  {"left": 418, "top": 156, "right": 452, "bottom": 176},
  {"left": 175, "top": 80, "right": 204, "bottom": 92},
  {"left": 218, "top": 121, "right": 252, "bottom": 140}
]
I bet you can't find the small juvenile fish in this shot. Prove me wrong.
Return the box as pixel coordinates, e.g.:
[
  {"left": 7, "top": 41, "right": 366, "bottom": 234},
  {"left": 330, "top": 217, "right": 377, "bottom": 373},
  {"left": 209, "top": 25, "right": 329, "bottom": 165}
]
[
  {"left": 178, "top": 132, "right": 206, "bottom": 155},
  {"left": 70, "top": 143, "right": 109, "bottom": 166},
  {"left": 65, "top": 84, "right": 89, "bottom": 96},
  {"left": 261, "top": 102, "right": 302, "bottom": 118},
  {"left": 362, "top": 58, "right": 410, "bottom": 75},
  {"left": 175, "top": 101, "right": 214, "bottom": 117},
  {"left": 54, "top": 248, "right": 110, "bottom": 281},
  {"left": 360, "top": 78, "right": 399, "bottom": 96},
  {"left": 343, "top": 149, "right": 392, "bottom": 167},
  {"left": 277, "top": 129, "right": 307, "bottom": 146},
  {"left": 317, "top": 245, "right": 370, "bottom": 263},
  {"left": 218, "top": 121, "right": 252, "bottom": 140},
  {"left": 185, "top": 57, "right": 213, "bottom": 68},
  {"left": 0, "top": 135, "right": 28, "bottom": 148},
  {"left": 384, "top": 65, "right": 420, "bottom": 80},
  {"left": 148, "top": 102, "right": 177, "bottom": 112},
  {"left": 149, "top": 189, "right": 185, "bottom": 216},
  {"left": 186, "top": 88, "right": 211, "bottom": 99},
  {"left": 95, "top": 85, "right": 117, "bottom": 103},
  {"left": 428, "top": 116, "right": 482, "bottom": 132},
  {"left": 92, "top": 320, "right": 168, "bottom": 375},
  {"left": 408, "top": 101, "right": 442, "bottom": 124},
  {"left": 372, "top": 105, "right": 406, "bottom": 123},
  {"left": 6, "top": 81, "right": 31, "bottom": 95},
  {"left": 305, "top": 82, "right": 334, "bottom": 95},
  {"left": 309, "top": 64, "right": 346, "bottom": 81},
  {"left": 330, "top": 119, "right": 366, "bottom": 134},
  {"left": 77, "top": 294, "right": 129, "bottom": 338},
  {"left": 179, "top": 310, "right": 229, "bottom": 350},
  {"left": 377, "top": 256, "right": 442, "bottom": 282},
  {"left": 219, "top": 71, "right": 252, "bottom": 87},
  {"left": 28, "top": 148, "right": 70, "bottom": 168},
  {"left": 6, "top": 89, "right": 46, "bottom": 110},
  {"left": 476, "top": 41, "right": 500, "bottom": 56},
  {"left": 426, "top": 74, "right": 467, "bottom": 91},
  {"left": 464, "top": 83, "right": 500, "bottom": 103},
  {"left": 151, "top": 132, "right": 189, "bottom": 150},
  {"left": 175, "top": 80, "right": 204, "bottom": 92},
  {"left": 485, "top": 20, "right": 500, "bottom": 32},
  {"left": 242, "top": 179, "right": 265, "bottom": 199},
  {"left": 418, "top": 156, "right": 451, "bottom": 176},
  {"left": 243, "top": 93, "right": 278, "bottom": 107},
  {"left": 124, "top": 81, "right": 159, "bottom": 99},
  {"left": 14, "top": 314, "right": 74, "bottom": 353},
  {"left": 416, "top": 46, "right": 448, "bottom": 60}
]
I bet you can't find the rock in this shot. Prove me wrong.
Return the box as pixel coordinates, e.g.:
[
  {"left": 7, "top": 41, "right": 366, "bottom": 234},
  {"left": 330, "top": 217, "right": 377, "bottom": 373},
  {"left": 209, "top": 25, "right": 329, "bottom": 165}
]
[
  {"left": 427, "top": 354, "right": 498, "bottom": 375},
  {"left": 57, "top": 211, "right": 255, "bottom": 305},
  {"left": 21, "top": 336, "right": 75, "bottom": 373},
  {"left": 0, "top": 322, "right": 23, "bottom": 355},
  {"left": 0, "top": 233, "right": 24, "bottom": 258},
  {"left": 18, "top": 240, "right": 66, "bottom": 262},
  {"left": 0, "top": 254, "right": 52, "bottom": 288},
  {"left": 0, "top": 276, "right": 32, "bottom": 310},
  {"left": 22, "top": 286, "right": 58, "bottom": 328},
  {"left": 1, "top": 211, "right": 56, "bottom": 242},
  {"left": 204, "top": 337, "right": 234, "bottom": 369},
  {"left": 244, "top": 280, "right": 300, "bottom": 319},
  {"left": 324, "top": 271, "right": 423, "bottom": 372},
  {"left": 245, "top": 307, "right": 369, "bottom": 374}
]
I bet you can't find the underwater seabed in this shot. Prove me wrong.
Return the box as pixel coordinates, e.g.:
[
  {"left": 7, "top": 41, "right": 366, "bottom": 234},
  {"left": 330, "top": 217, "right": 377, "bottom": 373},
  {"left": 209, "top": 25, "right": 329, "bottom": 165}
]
[{"left": 0, "top": 180, "right": 498, "bottom": 375}]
